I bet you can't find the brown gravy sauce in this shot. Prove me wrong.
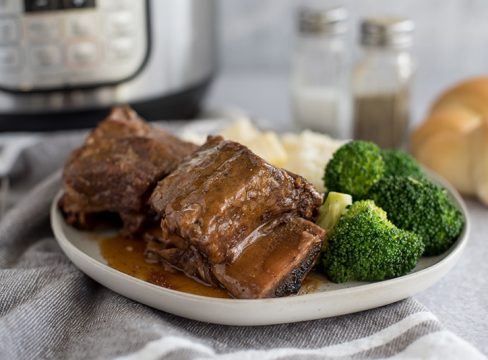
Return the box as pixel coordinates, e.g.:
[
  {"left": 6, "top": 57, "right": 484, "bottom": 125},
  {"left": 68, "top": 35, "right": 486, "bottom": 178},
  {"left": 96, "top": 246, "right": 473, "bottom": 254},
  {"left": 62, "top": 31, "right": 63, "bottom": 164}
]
[
  {"left": 99, "top": 236, "right": 229, "bottom": 298},
  {"left": 98, "top": 236, "right": 321, "bottom": 299}
]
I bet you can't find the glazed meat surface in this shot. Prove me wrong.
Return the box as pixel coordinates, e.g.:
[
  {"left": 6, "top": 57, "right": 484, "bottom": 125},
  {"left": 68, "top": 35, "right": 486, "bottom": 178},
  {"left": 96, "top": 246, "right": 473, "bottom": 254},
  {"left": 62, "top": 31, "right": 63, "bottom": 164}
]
[
  {"left": 147, "top": 136, "right": 325, "bottom": 298},
  {"left": 212, "top": 214, "right": 324, "bottom": 298},
  {"left": 149, "top": 136, "right": 322, "bottom": 264},
  {"left": 60, "top": 106, "right": 197, "bottom": 235}
]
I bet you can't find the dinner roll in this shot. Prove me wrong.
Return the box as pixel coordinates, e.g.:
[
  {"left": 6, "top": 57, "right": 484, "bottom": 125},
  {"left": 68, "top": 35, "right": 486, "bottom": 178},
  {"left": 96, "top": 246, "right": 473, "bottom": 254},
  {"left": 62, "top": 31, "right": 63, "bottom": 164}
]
[{"left": 411, "top": 77, "right": 488, "bottom": 205}]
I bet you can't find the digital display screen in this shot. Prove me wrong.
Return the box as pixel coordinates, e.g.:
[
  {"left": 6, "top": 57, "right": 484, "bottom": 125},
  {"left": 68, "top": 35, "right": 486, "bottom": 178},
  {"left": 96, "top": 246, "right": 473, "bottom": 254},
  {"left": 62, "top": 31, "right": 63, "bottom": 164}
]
[{"left": 24, "top": 0, "right": 96, "bottom": 13}]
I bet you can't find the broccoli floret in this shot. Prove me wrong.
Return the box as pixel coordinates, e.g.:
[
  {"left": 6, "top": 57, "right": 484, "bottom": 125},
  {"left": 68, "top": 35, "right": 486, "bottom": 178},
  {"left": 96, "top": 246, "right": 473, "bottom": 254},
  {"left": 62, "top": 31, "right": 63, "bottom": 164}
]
[
  {"left": 316, "top": 191, "right": 352, "bottom": 235},
  {"left": 324, "top": 141, "right": 384, "bottom": 199},
  {"left": 319, "top": 199, "right": 424, "bottom": 283},
  {"left": 381, "top": 149, "right": 425, "bottom": 179},
  {"left": 366, "top": 177, "right": 464, "bottom": 256}
]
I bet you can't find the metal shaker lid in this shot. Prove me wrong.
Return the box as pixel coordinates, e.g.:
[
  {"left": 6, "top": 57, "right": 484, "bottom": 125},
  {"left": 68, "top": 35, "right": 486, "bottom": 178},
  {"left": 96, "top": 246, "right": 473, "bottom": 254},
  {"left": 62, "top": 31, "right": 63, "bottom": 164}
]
[
  {"left": 360, "top": 16, "right": 414, "bottom": 48},
  {"left": 298, "top": 6, "right": 348, "bottom": 35}
]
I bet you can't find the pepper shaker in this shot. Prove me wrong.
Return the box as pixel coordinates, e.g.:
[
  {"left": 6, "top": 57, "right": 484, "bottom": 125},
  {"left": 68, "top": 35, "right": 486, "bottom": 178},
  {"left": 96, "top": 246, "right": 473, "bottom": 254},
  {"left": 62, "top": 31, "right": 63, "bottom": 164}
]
[{"left": 352, "top": 17, "right": 415, "bottom": 148}]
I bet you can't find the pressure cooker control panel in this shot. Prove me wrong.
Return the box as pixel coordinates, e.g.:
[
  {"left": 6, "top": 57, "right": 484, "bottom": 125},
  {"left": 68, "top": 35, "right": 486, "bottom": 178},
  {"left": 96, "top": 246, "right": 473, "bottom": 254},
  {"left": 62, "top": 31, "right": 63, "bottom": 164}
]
[{"left": 0, "top": 0, "right": 148, "bottom": 91}]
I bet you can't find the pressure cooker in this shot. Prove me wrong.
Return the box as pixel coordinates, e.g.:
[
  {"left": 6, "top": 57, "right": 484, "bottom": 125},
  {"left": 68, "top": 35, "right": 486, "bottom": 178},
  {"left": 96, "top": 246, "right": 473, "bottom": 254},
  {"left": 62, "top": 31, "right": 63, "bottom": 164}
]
[{"left": 0, "top": 0, "right": 217, "bottom": 130}]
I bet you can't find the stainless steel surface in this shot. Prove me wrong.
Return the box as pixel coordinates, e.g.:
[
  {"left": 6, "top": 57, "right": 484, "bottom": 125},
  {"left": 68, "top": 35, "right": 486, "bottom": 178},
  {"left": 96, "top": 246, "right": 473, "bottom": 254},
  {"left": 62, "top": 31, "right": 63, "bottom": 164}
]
[
  {"left": 0, "top": 0, "right": 217, "bottom": 114},
  {"left": 360, "top": 17, "right": 414, "bottom": 48},
  {"left": 298, "top": 6, "right": 348, "bottom": 35}
]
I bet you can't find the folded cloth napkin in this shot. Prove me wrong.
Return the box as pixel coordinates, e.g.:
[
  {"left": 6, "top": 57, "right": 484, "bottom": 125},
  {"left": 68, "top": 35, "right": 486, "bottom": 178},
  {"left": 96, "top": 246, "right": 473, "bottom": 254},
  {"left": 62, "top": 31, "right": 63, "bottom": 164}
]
[{"left": 0, "top": 128, "right": 485, "bottom": 360}]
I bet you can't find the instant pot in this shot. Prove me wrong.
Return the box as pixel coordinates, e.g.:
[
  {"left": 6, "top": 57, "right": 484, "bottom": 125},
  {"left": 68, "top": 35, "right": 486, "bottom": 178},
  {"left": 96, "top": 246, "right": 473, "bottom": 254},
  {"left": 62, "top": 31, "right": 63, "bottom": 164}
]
[{"left": 0, "top": 0, "right": 217, "bottom": 130}]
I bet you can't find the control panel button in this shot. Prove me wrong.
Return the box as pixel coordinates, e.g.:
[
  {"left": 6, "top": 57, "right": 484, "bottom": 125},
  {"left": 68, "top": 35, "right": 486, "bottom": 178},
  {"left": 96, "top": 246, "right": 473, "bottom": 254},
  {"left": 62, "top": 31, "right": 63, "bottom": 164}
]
[
  {"left": 62, "top": 0, "right": 95, "bottom": 9},
  {"left": 31, "top": 45, "right": 62, "bottom": 68},
  {"left": 0, "top": 0, "right": 22, "bottom": 14},
  {"left": 0, "top": 46, "right": 20, "bottom": 69},
  {"left": 67, "top": 41, "right": 98, "bottom": 67},
  {"left": 25, "top": 18, "right": 61, "bottom": 43},
  {"left": 67, "top": 15, "right": 98, "bottom": 37},
  {"left": 107, "top": 11, "right": 132, "bottom": 37},
  {"left": 0, "top": 17, "right": 19, "bottom": 44},
  {"left": 24, "top": 0, "right": 60, "bottom": 12},
  {"left": 108, "top": 37, "right": 133, "bottom": 60}
]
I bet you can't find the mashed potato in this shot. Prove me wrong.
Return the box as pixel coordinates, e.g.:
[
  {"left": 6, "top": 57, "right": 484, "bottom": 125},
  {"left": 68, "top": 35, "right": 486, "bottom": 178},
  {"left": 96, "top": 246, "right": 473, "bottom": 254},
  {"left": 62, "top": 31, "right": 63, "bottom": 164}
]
[
  {"left": 180, "top": 118, "right": 345, "bottom": 192},
  {"left": 281, "top": 130, "right": 346, "bottom": 192}
]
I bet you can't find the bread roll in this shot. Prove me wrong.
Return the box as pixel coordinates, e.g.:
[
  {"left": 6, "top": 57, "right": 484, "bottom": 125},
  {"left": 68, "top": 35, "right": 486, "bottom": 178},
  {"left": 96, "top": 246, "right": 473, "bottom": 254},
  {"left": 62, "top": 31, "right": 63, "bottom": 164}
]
[
  {"left": 411, "top": 77, "right": 488, "bottom": 204},
  {"left": 471, "top": 120, "right": 488, "bottom": 204}
]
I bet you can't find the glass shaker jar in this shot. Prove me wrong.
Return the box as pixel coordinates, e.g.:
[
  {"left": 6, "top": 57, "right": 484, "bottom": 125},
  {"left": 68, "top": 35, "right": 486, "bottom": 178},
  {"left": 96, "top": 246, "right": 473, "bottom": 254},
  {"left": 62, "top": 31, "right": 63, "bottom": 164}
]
[
  {"left": 352, "top": 17, "right": 415, "bottom": 149},
  {"left": 291, "top": 6, "right": 350, "bottom": 139}
]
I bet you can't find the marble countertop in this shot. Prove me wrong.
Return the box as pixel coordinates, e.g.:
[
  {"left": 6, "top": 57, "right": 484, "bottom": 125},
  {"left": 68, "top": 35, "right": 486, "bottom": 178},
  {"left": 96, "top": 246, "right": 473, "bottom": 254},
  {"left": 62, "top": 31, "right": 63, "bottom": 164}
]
[{"left": 207, "top": 71, "right": 488, "bottom": 355}]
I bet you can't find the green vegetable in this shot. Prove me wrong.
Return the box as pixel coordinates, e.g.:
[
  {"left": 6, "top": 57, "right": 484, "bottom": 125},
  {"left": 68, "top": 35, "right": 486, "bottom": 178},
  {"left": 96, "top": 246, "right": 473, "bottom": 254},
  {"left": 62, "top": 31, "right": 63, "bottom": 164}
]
[
  {"left": 319, "top": 197, "right": 424, "bottom": 283},
  {"left": 381, "top": 149, "right": 425, "bottom": 179},
  {"left": 316, "top": 191, "right": 352, "bottom": 236},
  {"left": 366, "top": 176, "right": 464, "bottom": 256},
  {"left": 324, "top": 140, "right": 384, "bottom": 199}
]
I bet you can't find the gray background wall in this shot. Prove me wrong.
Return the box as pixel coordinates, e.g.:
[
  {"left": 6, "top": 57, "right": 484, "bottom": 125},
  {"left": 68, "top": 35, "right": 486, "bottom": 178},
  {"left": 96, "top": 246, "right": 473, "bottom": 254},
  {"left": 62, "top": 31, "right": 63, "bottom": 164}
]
[
  {"left": 215, "top": 0, "right": 488, "bottom": 123},
  {"left": 219, "top": 0, "right": 487, "bottom": 74}
]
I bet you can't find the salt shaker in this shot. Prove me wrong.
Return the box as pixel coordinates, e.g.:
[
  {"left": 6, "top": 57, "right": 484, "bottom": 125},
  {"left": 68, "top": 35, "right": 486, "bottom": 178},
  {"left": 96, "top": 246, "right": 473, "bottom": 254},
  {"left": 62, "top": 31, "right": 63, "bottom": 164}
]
[
  {"left": 291, "top": 6, "right": 350, "bottom": 139},
  {"left": 352, "top": 17, "right": 415, "bottom": 149}
]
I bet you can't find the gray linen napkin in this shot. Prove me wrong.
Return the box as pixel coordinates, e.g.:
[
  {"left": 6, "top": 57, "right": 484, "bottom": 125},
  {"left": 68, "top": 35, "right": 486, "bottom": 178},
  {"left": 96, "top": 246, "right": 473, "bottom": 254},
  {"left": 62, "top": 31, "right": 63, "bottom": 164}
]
[{"left": 0, "top": 129, "right": 485, "bottom": 360}]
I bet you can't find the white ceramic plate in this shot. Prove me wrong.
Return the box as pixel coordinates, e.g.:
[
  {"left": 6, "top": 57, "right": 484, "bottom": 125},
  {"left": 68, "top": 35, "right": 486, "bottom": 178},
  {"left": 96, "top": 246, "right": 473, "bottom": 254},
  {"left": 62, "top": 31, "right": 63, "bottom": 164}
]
[{"left": 51, "top": 175, "right": 469, "bottom": 326}]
